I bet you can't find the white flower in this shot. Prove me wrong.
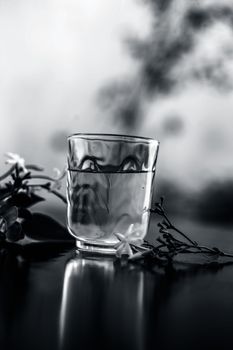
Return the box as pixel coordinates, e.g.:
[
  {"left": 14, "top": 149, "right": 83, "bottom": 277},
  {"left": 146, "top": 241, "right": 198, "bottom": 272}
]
[
  {"left": 53, "top": 167, "right": 62, "bottom": 179},
  {"left": 50, "top": 166, "right": 67, "bottom": 191},
  {"left": 114, "top": 224, "right": 144, "bottom": 258},
  {"left": 5, "top": 152, "right": 27, "bottom": 173}
]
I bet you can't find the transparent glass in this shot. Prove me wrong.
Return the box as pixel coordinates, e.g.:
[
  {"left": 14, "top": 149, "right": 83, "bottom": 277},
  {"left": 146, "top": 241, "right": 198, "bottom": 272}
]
[{"left": 67, "top": 133, "right": 159, "bottom": 254}]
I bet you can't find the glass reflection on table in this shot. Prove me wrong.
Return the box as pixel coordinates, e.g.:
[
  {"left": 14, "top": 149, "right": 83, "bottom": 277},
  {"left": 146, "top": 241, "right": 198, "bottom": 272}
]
[{"left": 59, "top": 254, "right": 146, "bottom": 350}]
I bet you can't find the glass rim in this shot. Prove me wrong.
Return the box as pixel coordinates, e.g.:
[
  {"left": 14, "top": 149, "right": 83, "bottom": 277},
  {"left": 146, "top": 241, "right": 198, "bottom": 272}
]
[{"left": 67, "top": 132, "right": 160, "bottom": 144}]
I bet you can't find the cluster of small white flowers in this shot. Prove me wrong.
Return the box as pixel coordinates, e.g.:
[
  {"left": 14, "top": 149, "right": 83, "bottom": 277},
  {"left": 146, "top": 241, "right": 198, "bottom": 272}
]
[{"left": 5, "top": 152, "right": 27, "bottom": 173}]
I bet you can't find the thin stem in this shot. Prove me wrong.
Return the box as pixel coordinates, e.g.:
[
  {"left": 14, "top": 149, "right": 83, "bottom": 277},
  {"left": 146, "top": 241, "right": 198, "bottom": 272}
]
[
  {"left": 197, "top": 245, "right": 217, "bottom": 253},
  {"left": 170, "top": 229, "right": 233, "bottom": 258},
  {"left": 163, "top": 211, "right": 197, "bottom": 247},
  {"left": 146, "top": 199, "right": 233, "bottom": 265},
  {"left": 28, "top": 184, "right": 67, "bottom": 203},
  {"left": 129, "top": 248, "right": 153, "bottom": 261},
  {"left": 0, "top": 192, "right": 12, "bottom": 201},
  {"left": 219, "top": 252, "right": 233, "bottom": 258},
  {"left": 49, "top": 189, "right": 67, "bottom": 204},
  {"left": 29, "top": 175, "right": 58, "bottom": 182},
  {"left": 0, "top": 165, "right": 16, "bottom": 181},
  {"left": 131, "top": 244, "right": 150, "bottom": 251},
  {"left": 25, "top": 164, "right": 44, "bottom": 171}
]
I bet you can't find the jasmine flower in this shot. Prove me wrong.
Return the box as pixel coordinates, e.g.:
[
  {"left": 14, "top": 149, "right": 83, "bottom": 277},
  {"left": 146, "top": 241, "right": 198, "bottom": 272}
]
[
  {"left": 5, "top": 152, "right": 28, "bottom": 173},
  {"left": 114, "top": 224, "right": 144, "bottom": 257}
]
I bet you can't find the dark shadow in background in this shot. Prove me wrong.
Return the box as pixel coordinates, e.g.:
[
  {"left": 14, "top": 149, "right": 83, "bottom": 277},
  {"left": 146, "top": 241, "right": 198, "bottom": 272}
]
[
  {"left": 154, "top": 179, "right": 233, "bottom": 227},
  {"left": 194, "top": 180, "right": 233, "bottom": 226},
  {"left": 98, "top": 1, "right": 233, "bottom": 129}
]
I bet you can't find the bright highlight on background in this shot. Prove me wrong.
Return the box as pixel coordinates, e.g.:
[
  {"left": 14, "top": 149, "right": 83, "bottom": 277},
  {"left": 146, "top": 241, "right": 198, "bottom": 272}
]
[{"left": 0, "top": 0, "right": 150, "bottom": 168}]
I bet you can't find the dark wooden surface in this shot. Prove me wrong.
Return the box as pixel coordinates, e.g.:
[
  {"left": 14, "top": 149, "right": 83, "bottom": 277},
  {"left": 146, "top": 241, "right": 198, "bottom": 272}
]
[{"left": 1, "top": 214, "right": 233, "bottom": 350}]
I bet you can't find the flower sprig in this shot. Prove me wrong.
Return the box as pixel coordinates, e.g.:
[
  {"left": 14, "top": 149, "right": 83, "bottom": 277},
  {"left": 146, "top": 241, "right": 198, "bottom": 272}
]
[
  {"left": 2, "top": 153, "right": 233, "bottom": 267},
  {"left": 114, "top": 224, "right": 145, "bottom": 257},
  {"left": 114, "top": 197, "right": 233, "bottom": 266},
  {"left": 0, "top": 153, "right": 67, "bottom": 242}
]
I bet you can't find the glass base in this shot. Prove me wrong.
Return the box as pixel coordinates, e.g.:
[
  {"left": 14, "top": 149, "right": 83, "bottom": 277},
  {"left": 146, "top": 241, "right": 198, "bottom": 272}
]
[{"left": 76, "top": 240, "right": 116, "bottom": 255}]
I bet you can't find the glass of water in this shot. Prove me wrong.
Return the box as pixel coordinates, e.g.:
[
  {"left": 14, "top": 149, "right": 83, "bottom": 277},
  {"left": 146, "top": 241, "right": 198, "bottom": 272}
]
[{"left": 67, "top": 133, "right": 159, "bottom": 254}]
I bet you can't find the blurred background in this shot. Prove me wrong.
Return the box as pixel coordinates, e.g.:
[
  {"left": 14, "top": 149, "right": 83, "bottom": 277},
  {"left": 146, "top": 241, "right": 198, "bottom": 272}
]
[{"left": 1, "top": 0, "right": 233, "bottom": 230}]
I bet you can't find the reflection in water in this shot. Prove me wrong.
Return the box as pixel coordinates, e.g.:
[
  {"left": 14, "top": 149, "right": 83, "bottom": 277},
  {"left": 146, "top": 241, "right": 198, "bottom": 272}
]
[{"left": 59, "top": 254, "right": 146, "bottom": 350}]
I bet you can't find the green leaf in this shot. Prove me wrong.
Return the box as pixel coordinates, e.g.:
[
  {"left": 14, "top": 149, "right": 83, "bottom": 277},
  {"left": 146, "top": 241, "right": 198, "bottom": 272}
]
[
  {"left": 0, "top": 204, "right": 18, "bottom": 229},
  {"left": 6, "top": 222, "right": 24, "bottom": 242},
  {"left": 7, "top": 192, "right": 45, "bottom": 208},
  {"left": 18, "top": 208, "right": 32, "bottom": 219},
  {"left": 22, "top": 213, "right": 74, "bottom": 241}
]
